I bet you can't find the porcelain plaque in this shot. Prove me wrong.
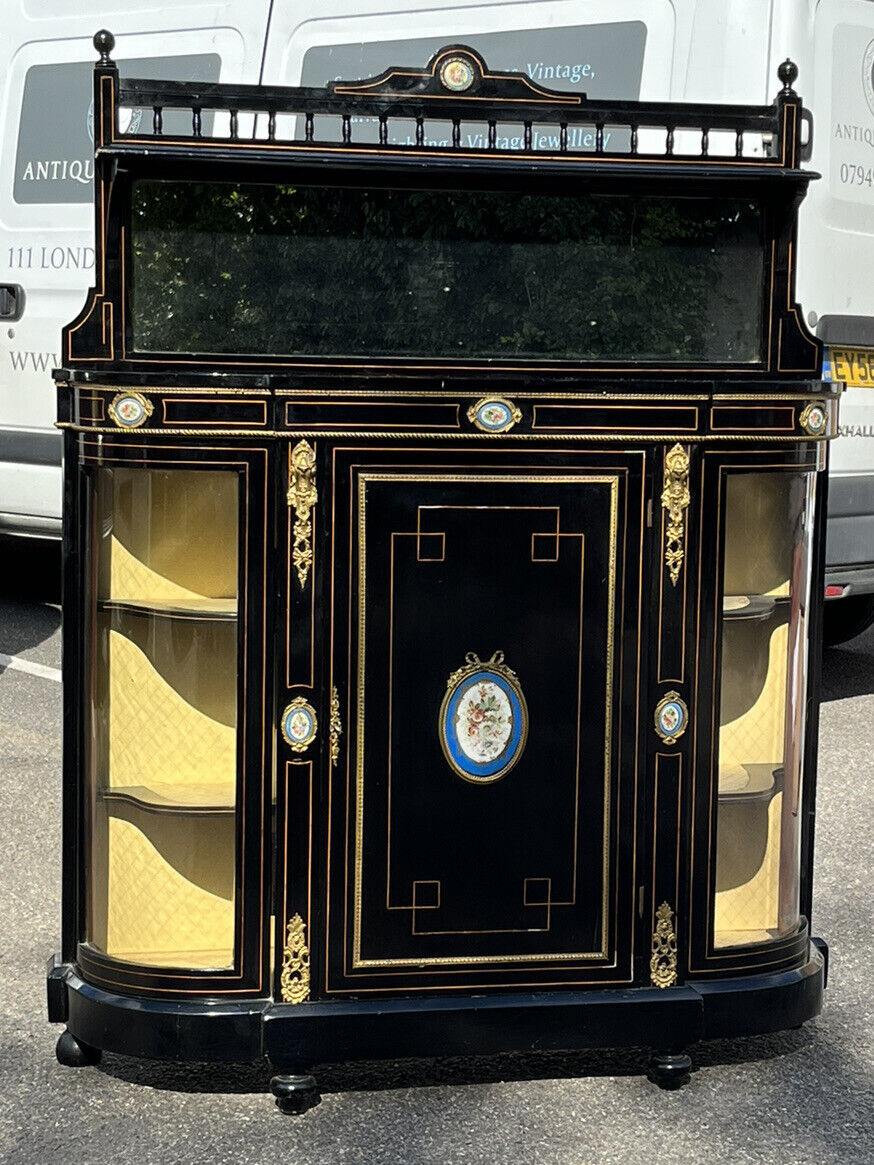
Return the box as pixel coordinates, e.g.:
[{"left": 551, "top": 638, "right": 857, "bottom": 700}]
[
  {"left": 281, "top": 698, "right": 318, "bottom": 752},
  {"left": 439, "top": 652, "right": 528, "bottom": 782}
]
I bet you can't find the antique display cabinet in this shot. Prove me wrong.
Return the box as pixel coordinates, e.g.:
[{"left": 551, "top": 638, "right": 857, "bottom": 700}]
[{"left": 48, "top": 32, "right": 835, "bottom": 1113}]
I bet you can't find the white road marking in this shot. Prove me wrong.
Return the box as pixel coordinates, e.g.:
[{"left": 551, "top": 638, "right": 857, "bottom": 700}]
[{"left": 0, "top": 653, "right": 62, "bottom": 683}]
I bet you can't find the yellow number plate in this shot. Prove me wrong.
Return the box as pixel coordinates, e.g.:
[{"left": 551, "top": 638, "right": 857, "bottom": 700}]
[{"left": 830, "top": 348, "right": 874, "bottom": 388}]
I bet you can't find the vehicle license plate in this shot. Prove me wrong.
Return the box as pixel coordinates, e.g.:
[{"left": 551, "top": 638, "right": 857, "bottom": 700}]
[{"left": 827, "top": 347, "right": 874, "bottom": 387}]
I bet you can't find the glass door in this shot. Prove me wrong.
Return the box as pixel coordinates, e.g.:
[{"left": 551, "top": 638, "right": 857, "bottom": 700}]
[
  {"left": 713, "top": 470, "right": 816, "bottom": 949},
  {"left": 85, "top": 466, "right": 240, "bottom": 971}
]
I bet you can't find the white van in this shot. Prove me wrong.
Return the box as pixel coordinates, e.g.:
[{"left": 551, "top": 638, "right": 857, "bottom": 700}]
[
  {"left": 0, "top": 1, "right": 270, "bottom": 538},
  {"left": 801, "top": 3, "right": 874, "bottom": 642},
  {"left": 3, "top": 0, "right": 874, "bottom": 644}
]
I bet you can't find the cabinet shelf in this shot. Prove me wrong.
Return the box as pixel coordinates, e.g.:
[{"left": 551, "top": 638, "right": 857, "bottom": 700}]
[
  {"left": 83, "top": 944, "right": 234, "bottom": 971},
  {"left": 98, "top": 597, "right": 237, "bottom": 622},
  {"left": 722, "top": 594, "right": 790, "bottom": 621},
  {"left": 100, "top": 782, "right": 236, "bottom": 816},
  {"left": 718, "top": 764, "right": 783, "bottom": 803}
]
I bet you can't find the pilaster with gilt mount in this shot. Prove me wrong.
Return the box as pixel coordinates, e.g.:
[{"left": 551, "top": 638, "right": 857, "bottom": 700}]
[
  {"left": 661, "top": 444, "right": 690, "bottom": 587},
  {"left": 650, "top": 901, "right": 678, "bottom": 988},
  {"left": 280, "top": 914, "right": 311, "bottom": 1003},
  {"left": 288, "top": 441, "right": 317, "bottom": 588}
]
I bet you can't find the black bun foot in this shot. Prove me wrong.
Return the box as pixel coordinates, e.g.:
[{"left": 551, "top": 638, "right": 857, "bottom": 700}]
[
  {"left": 56, "top": 1030, "right": 102, "bottom": 1067},
  {"left": 270, "top": 1072, "right": 321, "bottom": 1115},
  {"left": 647, "top": 1050, "right": 692, "bottom": 1090}
]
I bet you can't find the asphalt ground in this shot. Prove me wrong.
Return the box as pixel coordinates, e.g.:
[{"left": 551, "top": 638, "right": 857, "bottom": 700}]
[{"left": 1, "top": 538, "right": 872, "bottom": 1164}]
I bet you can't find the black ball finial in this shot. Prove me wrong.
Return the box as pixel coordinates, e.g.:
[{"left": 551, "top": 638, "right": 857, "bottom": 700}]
[
  {"left": 94, "top": 30, "right": 115, "bottom": 65},
  {"left": 778, "top": 58, "right": 798, "bottom": 93}
]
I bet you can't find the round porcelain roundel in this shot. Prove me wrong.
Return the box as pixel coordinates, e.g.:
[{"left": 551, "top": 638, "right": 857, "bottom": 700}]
[
  {"left": 439, "top": 55, "right": 475, "bottom": 92},
  {"left": 108, "top": 391, "right": 152, "bottom": 429},
  {"left": 439, "top": 654, "right": 528, "bottom": 783}
]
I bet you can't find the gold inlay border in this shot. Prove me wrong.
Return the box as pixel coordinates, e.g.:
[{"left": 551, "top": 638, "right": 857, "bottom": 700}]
[
  {"left": 710, "top": 404, "right": 796, "bottom": 432},
  {"left": 162, "top": 397, "right": 268, "bottom": 427},
  {"left": 57, "top": 424, "right": 834, "bottom": 442},
  {"left": 382, "top": 509, "right": 587, "bottom": 942},
  {"left": 324, "top": 445, "right": 644, "bottom": 993},
  {"left": 351, "top": 471, "right": 619, "bottom": 969}
]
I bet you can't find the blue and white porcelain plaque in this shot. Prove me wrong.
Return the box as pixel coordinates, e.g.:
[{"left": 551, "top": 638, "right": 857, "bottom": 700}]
[
  {"left": 281, "top": 699, "right": 317, "bottom": 752},
  {"left": 467, "top": 395, "right": 522, "bottom": 433},
  {"left": 439, "top": 652, "right": 528, "bottom": 782}
]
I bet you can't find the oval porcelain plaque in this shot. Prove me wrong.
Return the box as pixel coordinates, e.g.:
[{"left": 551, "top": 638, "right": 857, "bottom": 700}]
[
  {"left": 467, "top": 395, "right": 522, "bottom": 433},
  {"left": 439, "top": 653, "right": 528, "bottom": 783},
  {"left": 478, "top": 401, "right": 511, "bottom": 430},
  {"left": 281, "top": 698, "right": 317, "bottom": 752},
  {"left": 108, "top": 391, "right": 153, "bottom": 429},
  {"left": 654, "top": 691, "right": 688, "bottom": 745}
]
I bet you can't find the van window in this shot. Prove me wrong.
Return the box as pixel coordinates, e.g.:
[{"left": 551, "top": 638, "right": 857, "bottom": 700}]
[{"left": 14, "top": 54, "right": 221, "bottom": 204}]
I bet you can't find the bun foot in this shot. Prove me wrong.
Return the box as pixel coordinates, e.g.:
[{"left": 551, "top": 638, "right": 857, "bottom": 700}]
[
  {"left": 270, "top": 1072, "right": 321, "bottom": 1115},
  {"left": 647, "top": 1049, "right": 692, "bottom": 1090},
  {"left": 56, "top": 1030, "right": 102, "bottom": 1067}
]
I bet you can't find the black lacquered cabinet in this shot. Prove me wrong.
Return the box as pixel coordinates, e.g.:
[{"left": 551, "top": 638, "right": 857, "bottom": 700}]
[{"left": 48, "top": 34, "right": 836, "bottom": 1111}]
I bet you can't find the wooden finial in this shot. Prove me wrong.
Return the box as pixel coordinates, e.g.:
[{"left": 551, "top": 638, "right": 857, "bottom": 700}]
[
  {"left": 94, "top": 30, "right": 115, "bottom": 65},
  {"left": 777, "top": 58, "right": 798, "bottom": 94}
]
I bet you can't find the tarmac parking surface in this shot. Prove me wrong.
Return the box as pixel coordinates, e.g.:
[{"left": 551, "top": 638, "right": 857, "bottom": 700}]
[{"left": 1, "top": 539, "right": 873, "bottom": 1164}]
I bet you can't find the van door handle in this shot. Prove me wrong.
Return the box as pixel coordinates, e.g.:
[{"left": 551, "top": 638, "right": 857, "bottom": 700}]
[{"left": 0, "top": 284, "right": 25, "bottom": 322}]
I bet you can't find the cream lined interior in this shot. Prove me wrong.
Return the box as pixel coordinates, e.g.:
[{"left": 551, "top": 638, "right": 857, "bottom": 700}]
[
  {"left": 88, "top": 467, "right": 239, "bottom": 970},
  {"left": 713, "top": 472, "right": 811, "bottom": 950}
]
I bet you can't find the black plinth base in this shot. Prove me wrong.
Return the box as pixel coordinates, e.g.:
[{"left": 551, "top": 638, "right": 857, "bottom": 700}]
[
  {"left": 647, "top": 1050, "right": 693, "bottom": 1090},
  {"left": 270, "top": 1073, "right": 321, "bottom": 1115},
  {"left": 56, "top": 1029, "right": 101, "bottom": 1068},
  {"left": 49, "top": 943, "right": 825, "bottom": 1099}
]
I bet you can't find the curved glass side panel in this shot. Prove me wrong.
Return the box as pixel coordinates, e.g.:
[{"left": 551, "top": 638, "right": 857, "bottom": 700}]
[
  {"left": 714, "top": 471, "right": 815, "bottom": 949},
  {"left": 131, "top": 181, "right": 764, "bottom": 364},
  {"left": 86, "top": 468, "right": 239, "bottom": 970}
]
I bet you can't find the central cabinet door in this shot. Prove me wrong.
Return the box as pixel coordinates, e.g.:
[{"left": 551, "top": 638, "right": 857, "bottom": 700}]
[{"left": 324, "top": 444, "right": 644, "bottom": 994}]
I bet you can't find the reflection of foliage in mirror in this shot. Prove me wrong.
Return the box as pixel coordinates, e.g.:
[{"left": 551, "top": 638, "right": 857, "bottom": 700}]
[{"left": 131, "top": 182, "right": 763, "bottom": 362}]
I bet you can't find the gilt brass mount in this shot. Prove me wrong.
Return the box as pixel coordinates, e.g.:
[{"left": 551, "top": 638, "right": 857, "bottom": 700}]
[
  {"left": 662, "top": 443, "right": 690, "bottom": 586},
  {"left": 280, "top": 914, "right": 311, "bottom": 1003},
  {"left": 650, "top": 901, "right": 678, "bottom": 989},
  {"left": 329, "top": 685, "right": 342, "bottom": 768},
  {"left": 288, "top": 440, "right": 317, "bottom": 588}
]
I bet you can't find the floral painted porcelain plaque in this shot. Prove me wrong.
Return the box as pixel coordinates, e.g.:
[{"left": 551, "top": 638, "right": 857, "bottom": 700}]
[
  {"left": 439, "top": 652, "right": 528, "bottom": 782},
  {"left": 653, "top": 691, "right": 688, "bottom": 745},
  {"left": 439, "top": 55, "right": 475, "bottom": 92},
  {"left": 799, "top": 401, "right": 827, "bottom": 435},
  {"left": 107, "top": 391, "right": 153, "bottom": 429},
  {"left": 281, "top": 698, "right": 318, "bottom": 752},
  {"left": 467, "top": 395, "right": 522, "bottom": 433}
]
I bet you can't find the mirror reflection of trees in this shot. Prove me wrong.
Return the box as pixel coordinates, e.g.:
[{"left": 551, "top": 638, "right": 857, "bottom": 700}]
[{"left": 131, "top": 182, "right": 763, "bottom": 361}]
